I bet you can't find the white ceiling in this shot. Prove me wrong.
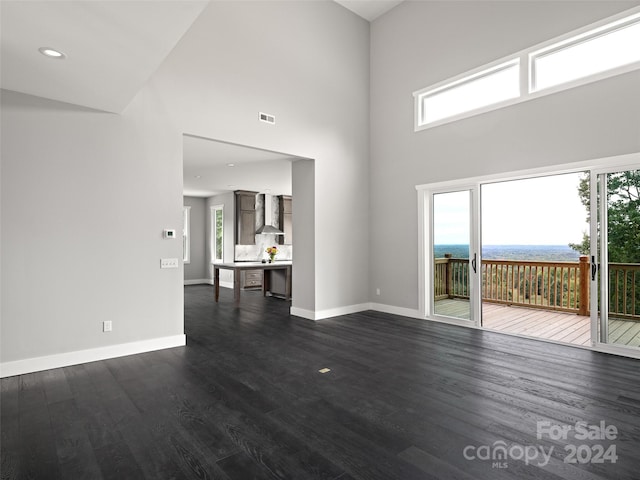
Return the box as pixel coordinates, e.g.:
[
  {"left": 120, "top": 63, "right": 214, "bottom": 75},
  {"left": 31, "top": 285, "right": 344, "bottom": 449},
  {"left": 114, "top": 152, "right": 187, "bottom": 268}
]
[
  {"left": 183, "top": 135, "right": 297, "bottom": 198},
  {"left": 0, "top": 1, "right": 401, "bottom": 114},
  {"left": 1, "top": 0, "right": 399, "bottom": 197},
  {"left": 334, "top": 0, "right": 403, "bottom": 21},
  {"left": 0, "top": 0, "right": 208, "bottom": 113}
]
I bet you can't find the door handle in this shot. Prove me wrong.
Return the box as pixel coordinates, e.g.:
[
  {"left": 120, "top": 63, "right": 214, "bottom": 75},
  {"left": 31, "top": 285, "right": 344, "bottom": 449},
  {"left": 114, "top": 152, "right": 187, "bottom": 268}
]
[
  {"left": 591, "top": 255, "right": 597, "bottom": 281},
  {"left": 471, "top": 253, "right": 477, "bottom": 274}
]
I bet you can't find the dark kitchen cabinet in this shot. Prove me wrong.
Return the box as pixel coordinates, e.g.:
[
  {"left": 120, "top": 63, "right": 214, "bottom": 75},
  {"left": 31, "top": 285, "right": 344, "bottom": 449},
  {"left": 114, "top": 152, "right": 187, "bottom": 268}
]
[
  {"left": 235, "top": 190, "right": 257, "bottom": 245},
  {"left": 278, "top": 195, "right": 292, "bottom": 245},
  {"left": 242, "top": 269, "right": 263, "bottom": 289}
]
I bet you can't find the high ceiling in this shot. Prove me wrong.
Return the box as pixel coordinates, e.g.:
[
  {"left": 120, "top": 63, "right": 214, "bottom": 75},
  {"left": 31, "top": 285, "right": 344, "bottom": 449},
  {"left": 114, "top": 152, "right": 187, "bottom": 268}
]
[
  {"left": 0, "top": 1, "right": 402, "bottom": 114},
  {"left": 0, "top": 1, "right": 208, "bottom": 113},
  {"left": 1, "top": 0, "right": 401, "bottom": 197}
]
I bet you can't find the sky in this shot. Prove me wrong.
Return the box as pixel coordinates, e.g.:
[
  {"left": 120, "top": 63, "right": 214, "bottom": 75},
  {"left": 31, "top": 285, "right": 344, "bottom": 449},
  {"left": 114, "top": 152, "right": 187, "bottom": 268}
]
[{"left": 433, "top": 172, "right": 589, "bottom": 245}]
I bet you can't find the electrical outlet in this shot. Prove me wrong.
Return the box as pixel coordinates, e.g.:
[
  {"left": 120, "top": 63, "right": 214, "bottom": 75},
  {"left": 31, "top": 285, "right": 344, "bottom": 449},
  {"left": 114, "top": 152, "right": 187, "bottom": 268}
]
[
  {"left": 160, "top": 258, "right": 179, "bottom": 269},
  {"left": 376, "top": 288, "right": 381, "bottom": 296},
  {"left": 103, "top": 321, "right": 112, "bottom": 332}
]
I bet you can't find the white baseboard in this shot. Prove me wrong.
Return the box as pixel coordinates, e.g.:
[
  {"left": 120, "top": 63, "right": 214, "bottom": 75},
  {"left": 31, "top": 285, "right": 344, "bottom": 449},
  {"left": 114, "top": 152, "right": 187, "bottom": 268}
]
[
  {"left": 184, "top": 279, "right": 233, "bottom": 289},
  {"left": 184, "top": 278, "right": 213, "bottom": 285},
  {"left": 0, "top": 334, "right": 186, "bottom": 378},
  {"left": 289, "top": 306, "right": 315, "bottom": 320},
  {"left": 369, "top": 302, "right": 421, "bottom": 319},
  {"left": 290, "top": 303, "right": 371, "bottom": 321},
  {"left": 184, "top": 278, "right": 212, "bottom": 285},
  {"left": 290, "top": 302, "right": 422, "bottom": 321}
]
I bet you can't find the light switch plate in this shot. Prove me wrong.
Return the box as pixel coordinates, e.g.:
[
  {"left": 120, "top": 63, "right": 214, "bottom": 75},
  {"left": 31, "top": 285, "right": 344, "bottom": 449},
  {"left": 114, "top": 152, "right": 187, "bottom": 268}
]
[{"left": 160, "top": 258, "right": 179, "bottom": 269}]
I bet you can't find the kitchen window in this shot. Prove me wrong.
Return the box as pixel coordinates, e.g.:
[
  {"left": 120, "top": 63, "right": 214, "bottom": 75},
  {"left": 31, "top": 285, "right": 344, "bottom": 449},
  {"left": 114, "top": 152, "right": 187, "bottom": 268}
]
[
  {"left": 212, "top": 205, "right": 224, "bottom": 263},
  {"left": 183, "top": 206, "right": 191, "bottom": 263}
]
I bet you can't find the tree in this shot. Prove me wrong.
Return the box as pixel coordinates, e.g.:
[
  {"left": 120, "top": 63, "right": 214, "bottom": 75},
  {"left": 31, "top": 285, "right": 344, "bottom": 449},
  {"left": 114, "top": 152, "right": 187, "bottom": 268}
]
[
  {"left": 606, "top": 171, "right": 640, "bottom": 263},
  {"left": 569, "top": 170, "right": 640, "bottom": 263},
  {"left": 568, "top": 172, "right": 591, "bottom": 256}
]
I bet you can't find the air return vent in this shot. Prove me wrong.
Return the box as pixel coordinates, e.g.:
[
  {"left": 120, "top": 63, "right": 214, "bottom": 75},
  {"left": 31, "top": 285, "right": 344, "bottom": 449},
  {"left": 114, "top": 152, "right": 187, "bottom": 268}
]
[{"left": 259, "top": 112, "right": 275, "bottom": 124}]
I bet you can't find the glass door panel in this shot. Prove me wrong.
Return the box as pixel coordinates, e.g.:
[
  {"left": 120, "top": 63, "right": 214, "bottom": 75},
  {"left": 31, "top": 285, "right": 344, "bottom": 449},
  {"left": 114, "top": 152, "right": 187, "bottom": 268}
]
[
  {"left": 432, "top": 190, "right": 473, "bottom": 321},
  {"left": 481, "top": 173, "right": 590, "bottom": 346},
  {"left": 599, "top": 169, "right": 640, "bottom": 349}
]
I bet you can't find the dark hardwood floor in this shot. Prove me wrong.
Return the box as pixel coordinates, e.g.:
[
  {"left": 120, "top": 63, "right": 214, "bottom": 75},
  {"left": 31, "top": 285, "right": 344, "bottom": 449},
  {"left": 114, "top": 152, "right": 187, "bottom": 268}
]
[{"left": 2, "top": 285, "right": 640, "bottom": 479}]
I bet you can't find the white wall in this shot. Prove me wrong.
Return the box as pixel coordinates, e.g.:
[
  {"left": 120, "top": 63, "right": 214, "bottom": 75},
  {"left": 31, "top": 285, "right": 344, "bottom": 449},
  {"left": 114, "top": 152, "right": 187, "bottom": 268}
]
[
  {"left": 370, "top": 1, "right": 640, "bottom": 311},
  {"left": 151, "top": 1, "right": 370, "bottom": 314},
  {"left": 183, "top": 196, "right": 207, "bottom": 282},
  {"left": 291, "top": 159, "right": 315, "bottom": 312},
  {"left": 1, "top": 0, "right": 370, "bottom": 373},
  {"left": 1, "top": 87, "right": 185, "bottom": 369}
]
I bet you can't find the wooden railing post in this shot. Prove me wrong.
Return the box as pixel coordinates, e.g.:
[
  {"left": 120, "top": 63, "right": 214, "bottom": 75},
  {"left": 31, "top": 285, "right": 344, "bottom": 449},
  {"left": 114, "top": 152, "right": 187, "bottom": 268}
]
[
  {"left": 578, "top": 255, "right": 590, "bottom": 316},
  {"left": 444, "top": 254, "right": 452, "bottom": 297}
]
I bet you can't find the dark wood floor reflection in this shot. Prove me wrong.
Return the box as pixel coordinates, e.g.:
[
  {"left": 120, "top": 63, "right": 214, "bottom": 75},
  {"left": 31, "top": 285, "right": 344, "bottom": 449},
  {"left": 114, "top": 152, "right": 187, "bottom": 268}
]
[{"left": 2, "top": 285, "right": 640, "bottom": 479}]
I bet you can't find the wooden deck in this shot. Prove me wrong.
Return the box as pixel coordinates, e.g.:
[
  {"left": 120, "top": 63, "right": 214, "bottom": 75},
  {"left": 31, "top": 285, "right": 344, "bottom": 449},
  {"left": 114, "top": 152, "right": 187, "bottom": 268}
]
[{"left": 435, "top": 298, "right": 640, "bottom": 347}]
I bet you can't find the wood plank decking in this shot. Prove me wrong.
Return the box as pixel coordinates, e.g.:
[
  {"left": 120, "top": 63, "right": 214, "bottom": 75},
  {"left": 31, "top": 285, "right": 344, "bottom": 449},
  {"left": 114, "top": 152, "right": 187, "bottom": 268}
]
[{"left": 435, "top": 298, "right": 640, "bottom": 347}]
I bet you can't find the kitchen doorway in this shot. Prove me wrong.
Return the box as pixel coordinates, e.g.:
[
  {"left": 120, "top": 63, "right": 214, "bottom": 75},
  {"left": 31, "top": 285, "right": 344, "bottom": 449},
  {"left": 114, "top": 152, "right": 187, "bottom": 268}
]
[{"left": 181, "top": 134, "right": 314, "bottom": 310}]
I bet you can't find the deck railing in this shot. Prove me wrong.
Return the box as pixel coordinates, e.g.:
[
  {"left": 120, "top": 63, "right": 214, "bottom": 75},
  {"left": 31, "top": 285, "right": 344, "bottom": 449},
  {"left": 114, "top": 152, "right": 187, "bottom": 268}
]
[
  {"left": 609, "top": 263, "right": 640, "bottom": 320},
  {"left": 435, "top": 255, "right": 640, "bottom": 320}
]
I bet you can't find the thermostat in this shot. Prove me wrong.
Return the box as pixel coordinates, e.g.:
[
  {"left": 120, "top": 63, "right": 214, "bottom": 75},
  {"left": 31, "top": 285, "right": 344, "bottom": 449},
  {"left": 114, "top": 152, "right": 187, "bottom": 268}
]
[{"left": 164, "top": 229, "right": 177, "bottom": 239}]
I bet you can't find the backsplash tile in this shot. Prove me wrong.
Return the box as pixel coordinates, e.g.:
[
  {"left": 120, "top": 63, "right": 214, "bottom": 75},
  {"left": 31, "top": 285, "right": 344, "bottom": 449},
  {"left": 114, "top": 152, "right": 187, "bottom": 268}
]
[
  {"left": 235, "top": 243, "right": 292, "bottom": 261},
  {"left": 235, "top": 193, "right": 292, "bottom": 261}
]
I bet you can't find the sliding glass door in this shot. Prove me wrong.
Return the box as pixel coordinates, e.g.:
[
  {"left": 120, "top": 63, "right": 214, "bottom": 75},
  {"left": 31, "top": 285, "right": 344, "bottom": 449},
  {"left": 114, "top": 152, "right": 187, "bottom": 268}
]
[
  {"left": 431, "top": 188, "right": 478, "bottom": 323},
  {"left": 594, "top": 168, "right": 640, "bottom": 351},
  {"left": 421, "top": 155, "right": 640, "bottom": 356},
  {"left": 480, "top": 173, "right": 590, "bottom": 346}
]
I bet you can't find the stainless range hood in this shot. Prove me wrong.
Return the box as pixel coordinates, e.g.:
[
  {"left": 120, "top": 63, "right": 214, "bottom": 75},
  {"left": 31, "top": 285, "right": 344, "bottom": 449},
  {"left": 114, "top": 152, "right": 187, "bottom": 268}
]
[{"left": 256, "top": 194, "right": 284, "bottom": 235}]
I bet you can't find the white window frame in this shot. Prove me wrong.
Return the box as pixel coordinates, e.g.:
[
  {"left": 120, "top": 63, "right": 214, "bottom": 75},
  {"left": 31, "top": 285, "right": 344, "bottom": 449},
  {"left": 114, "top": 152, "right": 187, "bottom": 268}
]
[
  {"left": 530, "top": 11, "right": 640, "bottom": 93},
  {"left": 422, "top": 185, "right": 481, "bottom": 328},
  {"left": 183, "top": 206, "right": 191, "bottom": 264},
  {"left": 414, "top": 6, "right": 640, "bottom": 131},
  {"left": 416, "top": 151, "right": 640, "bottom": 360},
  {"left": 415, "top": 59, "right": 520, "bottom": 129},
  {"left": 211, "top": 205, "right": 224, "bottom": 263}
]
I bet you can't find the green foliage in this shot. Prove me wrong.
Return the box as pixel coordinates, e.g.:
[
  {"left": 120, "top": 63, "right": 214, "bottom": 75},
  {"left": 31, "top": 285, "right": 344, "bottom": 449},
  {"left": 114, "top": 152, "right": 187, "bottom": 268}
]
[
  {"left": 569, "top": 172, "right": 591, "bottom": 256},
  {"left": 570, "top": 170, "right": 640, "bottom": 263},
  {"left": 215, "top": 209, "right": 223, "bottom": 260},
  {"left": 606, "top": 170, "right": 640, "bottom": 263},
  {"left": 568, "top": 231, "right": 590, "bottom": 256}
]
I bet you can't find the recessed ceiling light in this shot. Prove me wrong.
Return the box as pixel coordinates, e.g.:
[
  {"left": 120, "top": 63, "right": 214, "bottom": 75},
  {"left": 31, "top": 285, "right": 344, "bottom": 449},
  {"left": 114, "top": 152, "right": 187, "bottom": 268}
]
[
  {"left": 38, "top": 47, "right": 66, "bottom": 59},
  {"left": 226, "top": 163, "right": 235, "bottom": 167},
  {"left": 194, "top": 175, "right": 202, "bottom": 179},
  {"left": 227, "top": 184, "right": 236, "bottom": 188}
]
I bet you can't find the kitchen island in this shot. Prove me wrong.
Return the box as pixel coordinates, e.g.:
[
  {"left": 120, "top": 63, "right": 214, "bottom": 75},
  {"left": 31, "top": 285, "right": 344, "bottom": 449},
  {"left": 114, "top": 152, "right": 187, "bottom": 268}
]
[{"left": 213, "top": 261, "right": 292, "bottom": 305}]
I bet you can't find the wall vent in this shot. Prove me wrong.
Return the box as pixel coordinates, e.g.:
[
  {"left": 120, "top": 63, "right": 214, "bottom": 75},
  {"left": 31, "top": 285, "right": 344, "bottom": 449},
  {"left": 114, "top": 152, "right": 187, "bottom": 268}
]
[{"left": 259, "top": 112, "right": 275, "bottom": 124}]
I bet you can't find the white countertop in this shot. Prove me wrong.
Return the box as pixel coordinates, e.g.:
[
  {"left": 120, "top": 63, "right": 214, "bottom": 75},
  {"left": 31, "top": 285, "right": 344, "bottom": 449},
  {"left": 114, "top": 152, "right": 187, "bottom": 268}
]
[{"left": 213, "top": 261, "right": 292, "bottom": 269}]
